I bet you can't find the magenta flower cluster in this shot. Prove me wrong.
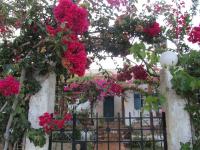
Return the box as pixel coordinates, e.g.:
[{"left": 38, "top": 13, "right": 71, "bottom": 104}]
[{"left": 0, "top": 75, "right": 20, "bottom": 97}]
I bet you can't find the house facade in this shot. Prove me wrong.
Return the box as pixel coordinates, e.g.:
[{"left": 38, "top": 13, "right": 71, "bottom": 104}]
[{"left": 84, "top": 69, "right": 160, "bottom": 126}]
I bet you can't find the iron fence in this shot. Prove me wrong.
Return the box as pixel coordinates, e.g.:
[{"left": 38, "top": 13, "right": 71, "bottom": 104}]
[{"left": 49, "top": 112, "right": 167, "bottom": 150}]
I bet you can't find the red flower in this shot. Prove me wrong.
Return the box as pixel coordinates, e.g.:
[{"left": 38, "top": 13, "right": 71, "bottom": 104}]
[
  {"left": 46, "top": 25, "right": 63, "bottom": 37},
  {"left": 110, "top": 83, "right": 122, "bottom": 95},
  {"left": 63, "top": 86, "right": 70, "bottom": 92},
  {"left": 64, "top": 113, "right": 72, "bottom": 121},
  {"left": 0, "top": 25, "right": 7, "bottom": 33},
  {"left": 53, "top": 0, "right": 89, "bottom": 34},
  {"left": 39, "top": 112, "right": 72, "bottom": 133},
  {"left": 144, "top": 22, "right": 161, "bottom": 37},
  {"left": 175, "top": 14, "right": 191, "bottom": 38},
  {"left": 131, "top": 65, "right": 148, "bottom": 80},
  {"left": 46, "top": 25, "right": 58, "bottom": 36},
  {"left": 94, "top": 79, "right": 123, "bottom": 98},
  {"left": 188, "top": 25, "right": 200, "bottom": 44},
  {"left": 0, "top": 75, "right": 20, "bottom": 97},
  {"left": 53, "top": 119, "right": 65, "bottom": 129},
  {"left": 63, "top": 40, "right": 87, "bottom": 76},
  {"left": 39, "top": 112, "right": 52, "bottom": 126}
]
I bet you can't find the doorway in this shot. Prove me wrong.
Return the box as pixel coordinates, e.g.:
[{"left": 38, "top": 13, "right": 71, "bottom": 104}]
[{"left": 103, "top": 96, "right": 114, "bottom": 121}]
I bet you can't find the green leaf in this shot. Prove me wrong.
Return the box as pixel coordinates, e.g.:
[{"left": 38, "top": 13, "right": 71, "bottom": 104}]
[
  {"left": 144, "top": 96, "right": 161, "bottom": 111},
  {"left": 27, "top": 19, "right": 33, "bottom": 25},
  {"left": 129, "top": 42, "right": 146, "bottom": 60},
  {"left": 129, "top": 42, "right": 145, "bottom": 54},
  {"left": 180, "top": 142, "right": 191, "bottom": 150},
  {"left": 27, "top": 128, "right": 46, "bottom": 147}
]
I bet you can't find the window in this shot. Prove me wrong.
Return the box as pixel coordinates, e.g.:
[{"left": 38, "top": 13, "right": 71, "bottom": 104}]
[{"left": 134, "top": 93, "right": 143, "bottom": 110}]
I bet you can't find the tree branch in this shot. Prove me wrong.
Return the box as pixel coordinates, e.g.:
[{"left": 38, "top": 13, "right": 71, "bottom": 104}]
[
  {"left": 3, "top": 68, "right": 26, "bottom": 150},
  {"left": 0, "top": 101, "right": 8, "bottom": 113}
]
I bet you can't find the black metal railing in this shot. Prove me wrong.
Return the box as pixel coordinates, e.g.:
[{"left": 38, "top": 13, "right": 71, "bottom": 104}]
[{"left": 49, "top": 112, "right": 167, "bottom": 150}]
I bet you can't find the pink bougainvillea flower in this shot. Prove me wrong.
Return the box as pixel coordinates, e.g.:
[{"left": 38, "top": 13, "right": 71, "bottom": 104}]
[
  {"left": 46, "top": 24, "right": 65, "bottom": 37},
  {"left": 0, "top": 25, "right": 7, "bottom": 33},
  {"left": 64, "top": 113, "right": 72, "bottom": 121},
  {"left": 144, "top": 22, "right": 161, "bottom": 37},
  {"left": 53, "top": 119, "right": 65, "bottom": 129},
  {"left": 94, "top": 79, "right": 123, "bottom": 99},
  {"left": 131, "top": 65, "right": 148, "bottom": 80},
  {"left": 110, "top": 83, "right": 123, "bottom": 95},
  {"left": 107, "top": 0, "right": 127, "bottom": 7},
  {"left": 53, "top": 0, "right": 89, "bottom": 34},
  {"left": 0, "top": 75, "right": 20, "bottom": 97},
  {"left": 188, "top": 25, "right": 200, "bottom": 44},
  {"left": 154, "top": 4, "right": 161, "bottom": 13},
  {"left": 39, "top": 112, "right": 72, "bottom": 133},
  {"left": 39, "top": 112, "right": 52, "bottom": 125},
  {"left": 63, "top": 86, "right": 70, "bottom": 92},
  {"left": 63, "top": 40, "right": 87, "bottom": 76}
]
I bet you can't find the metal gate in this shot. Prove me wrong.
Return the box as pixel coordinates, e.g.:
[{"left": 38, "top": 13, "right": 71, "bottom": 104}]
[{"left": 49, "top": 112, "right": 167, "bottom": 150}]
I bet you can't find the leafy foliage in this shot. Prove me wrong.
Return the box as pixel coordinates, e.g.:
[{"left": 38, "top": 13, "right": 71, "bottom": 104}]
[
  {"left": 0, "top": 0, "right": 200, "bottom": 149},
  {"left": 172, "top": 70, "right": 199, "bottom": 95},
  {"left": 27, "top": 128, "right": 46, "bottom": 147},
  {"left": 180, "top": 142, "right": 192, "bottom": 150},
  {"left": 144, "top": 94, "right": 165, "bottom": 111},
  {"left": 22, "top": 78, "right": 41, "bottom": 95}
]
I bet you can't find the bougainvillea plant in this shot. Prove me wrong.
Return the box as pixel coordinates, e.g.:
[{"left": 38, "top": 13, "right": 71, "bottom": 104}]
[
  {"left": 0, "top": 0, "right": 200, "bottom": 149},
  {"left": 117, "top": 64, "right": 149, "bottom": 81},
  {"left": 63, "top": 78, "right": 123, "bottom": 102},
  {"left": 0, "top": 0, "right": 90, "bottom": 148},
  {"left": 39, "top": 112, "right": 72, "bottom": 133},
  {"left": 0, "top": 75, "right": 20, "bottom": 97}
]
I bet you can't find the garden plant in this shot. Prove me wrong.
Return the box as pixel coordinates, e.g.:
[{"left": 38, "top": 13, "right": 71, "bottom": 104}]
[{"left": 0, "top": 0, "right": 199, "bottom": 149}]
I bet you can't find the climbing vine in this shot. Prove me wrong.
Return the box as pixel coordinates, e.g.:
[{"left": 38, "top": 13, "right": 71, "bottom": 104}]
[{"left": 0, "top": 0, "right": 200, "bottom": 149}]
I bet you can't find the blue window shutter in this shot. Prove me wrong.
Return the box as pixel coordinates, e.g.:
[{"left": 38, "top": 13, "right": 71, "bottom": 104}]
[{"left": 134, "top": 93, "right": 141, "bottom": 110}]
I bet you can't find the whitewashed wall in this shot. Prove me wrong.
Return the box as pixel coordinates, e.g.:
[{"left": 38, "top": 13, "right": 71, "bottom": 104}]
[
  {"left": 95, "top": 88, "right": 155, "bottom": 126},
  {"left": 95, "top": 100, "right": 103, "bottom": 117},
  {"left": 124, "top": 90, "right": 137, "bottom": 125},
  {"left": 114, "top": 95, "right": 122, "bottom": 117},
  {"left": 95, "top": 97, "right": 122, "bottom": 117},
  {"left": 25, "top": 72, "right": 56, "bottom": 150},
  {"left": 160, "top": 69, "right": 192, "bottom": 150}
]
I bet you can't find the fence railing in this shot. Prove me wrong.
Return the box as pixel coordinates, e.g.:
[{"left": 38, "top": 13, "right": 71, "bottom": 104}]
[{"left": 49, "top": 112, "right": 167, "bottom": 150}]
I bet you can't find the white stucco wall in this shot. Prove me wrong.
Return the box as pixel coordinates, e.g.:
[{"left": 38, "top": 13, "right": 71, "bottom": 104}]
[
  {"left": 124, "top": 90, "right": 135, "bottom": 125},
  {"left": 25, "top": 72, "right": 56, "bottom": 150},
  {"left": 95, "top": 89, "right": 156, "bottom": 126},
  {"left": 95, "top": 100, "right": 104, "bottom": 117},
  {"left": 114, "top": 95, "right": 122, "bottom": 117},
  {"left": 160, "top": 69, "right": 192, "bottom": 150}
]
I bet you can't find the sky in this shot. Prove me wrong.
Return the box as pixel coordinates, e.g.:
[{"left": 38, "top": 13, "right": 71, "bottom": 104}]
[{"left": 88, "top": 0, "right": 200, "bottom": 71}]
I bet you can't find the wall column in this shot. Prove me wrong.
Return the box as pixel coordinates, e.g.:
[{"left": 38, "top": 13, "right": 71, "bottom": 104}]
[
  {"left": 160, "top": 69, "right": 192, "bottom": 150},
  {"left": 25, "top": 72, "right": 56, "bottom": 150}
]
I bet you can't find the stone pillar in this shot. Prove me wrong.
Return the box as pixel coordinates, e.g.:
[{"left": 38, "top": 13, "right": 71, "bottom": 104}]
[
  {"left": 160, "top": 69, "right": 192, "bottom": 150},
  {"left": 25, "top": 72, "right": 56, "bottom": 150}
]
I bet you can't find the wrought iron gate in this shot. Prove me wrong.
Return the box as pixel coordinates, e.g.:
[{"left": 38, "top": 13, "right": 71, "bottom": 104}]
[{"left": 49, "top": 112, "right": 167, "bottom": 150}]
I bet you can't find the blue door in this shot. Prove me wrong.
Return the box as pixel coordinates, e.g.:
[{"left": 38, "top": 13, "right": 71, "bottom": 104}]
[
  {"left": 134, "top": 93, "right": 142, "bottom": 110},
  {"left": 104, "top": 96, "right": 114, "bottom": 121}
]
